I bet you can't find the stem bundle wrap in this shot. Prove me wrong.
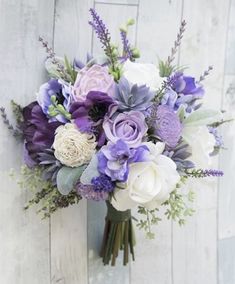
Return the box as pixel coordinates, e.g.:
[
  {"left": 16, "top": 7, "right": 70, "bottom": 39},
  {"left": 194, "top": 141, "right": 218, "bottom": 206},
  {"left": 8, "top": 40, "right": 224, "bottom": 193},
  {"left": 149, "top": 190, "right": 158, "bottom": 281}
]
[{"left": 100, "top": 201, "right": 135, "bottom": 266}]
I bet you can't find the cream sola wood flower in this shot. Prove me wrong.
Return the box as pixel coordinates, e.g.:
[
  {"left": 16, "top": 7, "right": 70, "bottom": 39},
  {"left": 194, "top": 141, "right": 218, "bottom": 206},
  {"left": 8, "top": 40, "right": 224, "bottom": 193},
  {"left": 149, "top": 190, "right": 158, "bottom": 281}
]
[{"left": 53, "top": 123, "right": 97, "bottom": 167}]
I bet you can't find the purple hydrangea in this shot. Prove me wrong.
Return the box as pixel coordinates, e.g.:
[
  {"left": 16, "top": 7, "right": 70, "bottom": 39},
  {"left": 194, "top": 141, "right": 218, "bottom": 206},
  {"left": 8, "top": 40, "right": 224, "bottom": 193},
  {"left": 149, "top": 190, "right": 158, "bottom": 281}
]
[
  {"left": 97, "top": 139, "right": 149, "bottom": 182},
  {"left": 150, "top": 105, "right": 182, "bottom": 148},
  {"left": 37, "top": 79, "right": 74, "bottom": 123},
  {"left": 70, "top": 91, "right": 115, "bottom": 146},
  {"left": 161, "top": 72, "right": 204, "bottom": 112}
]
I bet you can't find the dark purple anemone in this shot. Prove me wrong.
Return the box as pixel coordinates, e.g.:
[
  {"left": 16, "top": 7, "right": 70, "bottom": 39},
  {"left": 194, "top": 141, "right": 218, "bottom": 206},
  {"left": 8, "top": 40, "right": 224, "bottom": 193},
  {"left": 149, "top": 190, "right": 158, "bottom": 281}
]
[
  {"left": 70, "top": 91, "right": 115, "bottom": 146},
  {"left": 22, "top": 101, "right": 62, "bottom": 166}
]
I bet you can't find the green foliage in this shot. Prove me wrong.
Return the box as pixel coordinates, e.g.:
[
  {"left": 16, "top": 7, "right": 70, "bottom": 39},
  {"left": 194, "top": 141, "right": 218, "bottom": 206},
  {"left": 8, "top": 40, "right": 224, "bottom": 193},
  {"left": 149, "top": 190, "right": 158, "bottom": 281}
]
[
  {"left": 163, "top": 182, "right": 196, "bottom": 226},
  {"left": 56, "top": 165, "right": 86, "bottom": 195},
  {"left": 10, "top": 100, "right": 24, "bottom": 127},
  {"left": 48, "top": 95, "right": 71, "bottom": 120},
  {"left": 136, "top": 206, "right": 161, "bottom": 239},
  {"left": 159, "top": 60, "right": 176, "bottom": 77},
  {"left": 17, "top": 165, "right": 82, "bottom": 219},
  {"left": 64, "top": 55, "right": 77, "bottom": 84}
]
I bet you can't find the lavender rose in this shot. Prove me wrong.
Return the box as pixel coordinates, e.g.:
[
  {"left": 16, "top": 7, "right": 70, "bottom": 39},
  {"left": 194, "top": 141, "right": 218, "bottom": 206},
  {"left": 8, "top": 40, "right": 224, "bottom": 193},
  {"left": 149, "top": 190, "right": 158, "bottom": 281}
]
[
  {"left": 74, "top": 64, "right": 115, "bottom": 99},
  {"left": 103, "top": 111, "right": 148, "bottom": 148}
]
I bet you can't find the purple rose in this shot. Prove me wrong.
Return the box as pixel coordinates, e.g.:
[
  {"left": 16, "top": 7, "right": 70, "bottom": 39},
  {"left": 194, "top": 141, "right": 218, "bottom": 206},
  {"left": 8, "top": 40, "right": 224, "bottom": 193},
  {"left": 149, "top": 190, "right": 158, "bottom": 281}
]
[
  {"left": 74, "top": 64, "right": 115, "bottom": 99},
  {"left": 98, "top": 139, "right": 149, "bottom": 182},
  {"left": 154, "top": 105, "right": 182, "bottom": 148},
  {"left": 103, "top": 111, "right": 148, "bottom": 148}
]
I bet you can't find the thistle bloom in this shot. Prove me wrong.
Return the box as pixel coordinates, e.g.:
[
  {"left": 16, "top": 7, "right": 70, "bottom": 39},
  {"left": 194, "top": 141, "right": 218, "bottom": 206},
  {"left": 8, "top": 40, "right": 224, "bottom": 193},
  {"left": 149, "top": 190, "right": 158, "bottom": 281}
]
[{"left": 149, "top": 105, "right": 182, "bottom": 148}]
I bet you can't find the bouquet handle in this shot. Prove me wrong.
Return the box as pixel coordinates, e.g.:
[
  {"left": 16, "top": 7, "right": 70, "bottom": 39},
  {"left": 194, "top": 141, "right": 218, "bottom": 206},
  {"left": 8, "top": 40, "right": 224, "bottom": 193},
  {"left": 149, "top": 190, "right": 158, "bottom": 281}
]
[{"left": 100, "top": 201, "right": 135, "bottom": 266}]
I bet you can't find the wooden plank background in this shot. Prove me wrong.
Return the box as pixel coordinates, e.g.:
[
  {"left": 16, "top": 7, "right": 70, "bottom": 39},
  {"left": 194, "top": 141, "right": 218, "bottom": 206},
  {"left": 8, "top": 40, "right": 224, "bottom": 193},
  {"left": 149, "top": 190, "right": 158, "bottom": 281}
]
[{"left": 0, "top": 0, "right": 234, "bottom": 283}]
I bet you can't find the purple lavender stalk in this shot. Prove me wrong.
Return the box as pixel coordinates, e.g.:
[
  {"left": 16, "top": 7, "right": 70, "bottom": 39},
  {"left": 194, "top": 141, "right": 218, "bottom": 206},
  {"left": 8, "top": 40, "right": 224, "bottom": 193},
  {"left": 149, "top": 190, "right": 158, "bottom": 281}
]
[{"left": 120, "top": 30, "right": 133, "bottom": 60}]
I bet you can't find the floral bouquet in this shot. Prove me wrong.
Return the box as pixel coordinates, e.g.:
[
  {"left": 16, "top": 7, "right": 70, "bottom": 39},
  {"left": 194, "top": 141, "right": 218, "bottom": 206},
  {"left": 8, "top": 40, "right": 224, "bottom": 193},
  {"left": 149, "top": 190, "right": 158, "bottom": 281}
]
[{"left": 1, "top": 8, "right": 226, "bottom": 266}]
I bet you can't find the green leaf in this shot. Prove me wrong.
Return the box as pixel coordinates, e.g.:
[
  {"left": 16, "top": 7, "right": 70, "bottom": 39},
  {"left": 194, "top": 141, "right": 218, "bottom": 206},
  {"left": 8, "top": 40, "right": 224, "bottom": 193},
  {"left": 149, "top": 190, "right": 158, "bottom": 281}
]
[
  {"left": 80, "top": 155, "right": 99, "bottom": 184},
  {"left": 183, "top": 109, "right": 222, "bottom": 126},
  {"left": 56, "top": 165, "right": 86, "bottom": 195}
]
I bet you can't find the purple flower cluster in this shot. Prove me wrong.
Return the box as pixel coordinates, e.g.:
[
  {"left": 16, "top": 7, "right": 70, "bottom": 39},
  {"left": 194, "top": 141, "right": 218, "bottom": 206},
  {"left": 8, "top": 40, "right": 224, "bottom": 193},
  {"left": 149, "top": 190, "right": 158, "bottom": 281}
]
[
  {"left": 98, "top": 139, "right": 149, "bottom": 182},
  {"left": 76, "top": 182, "right": 109, "bottom": 201},
  {"left": 161, "top": 72, "right": 204, "bottom": 112}
]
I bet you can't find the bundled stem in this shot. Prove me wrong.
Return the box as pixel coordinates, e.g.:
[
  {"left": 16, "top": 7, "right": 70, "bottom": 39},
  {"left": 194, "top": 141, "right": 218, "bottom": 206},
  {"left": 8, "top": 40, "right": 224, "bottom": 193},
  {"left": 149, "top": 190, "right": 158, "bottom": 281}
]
[{"left": 100, "top": 201, "right": 135, "bottom": 266}]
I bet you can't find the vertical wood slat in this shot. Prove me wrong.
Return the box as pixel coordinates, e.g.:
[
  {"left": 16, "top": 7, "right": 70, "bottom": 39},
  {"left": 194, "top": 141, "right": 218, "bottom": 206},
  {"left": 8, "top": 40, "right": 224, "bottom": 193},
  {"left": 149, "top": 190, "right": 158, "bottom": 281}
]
[
  {"left": 50, "top": 1, "right": 94, "bottom": 283},
  {"left": 172, "top": 1, "right": 231, "bottom": 284},
  {"left": 88, "top": 3, "right": 138, "bottom": 283},
  {"left": 131, "top": 1, "right": 183, "bottom": 284},
  {"left": 218, "top": 0, "right": 235, "bottom": 283},
  {"left": 0, "top": 0, "right": 55, "bottom": 283}
]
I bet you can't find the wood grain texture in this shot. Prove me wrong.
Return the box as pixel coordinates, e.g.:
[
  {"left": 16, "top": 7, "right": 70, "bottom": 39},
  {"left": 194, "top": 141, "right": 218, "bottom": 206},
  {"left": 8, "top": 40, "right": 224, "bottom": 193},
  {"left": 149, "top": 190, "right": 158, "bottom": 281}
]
[
  {"left": 0, "top": 1, "right": 234, "bottom": 283},
  {"left": 131, "top": 1, "right": 182, "bottom": 284},
  {"left": 50, "top": 1, "right": 94, "bottom": 283},
  {"left": 0, "top": 0, "right": 55, "bottom": 283},
  {"left": 172, "top": 1, "right": 231, "bottom": 284}
]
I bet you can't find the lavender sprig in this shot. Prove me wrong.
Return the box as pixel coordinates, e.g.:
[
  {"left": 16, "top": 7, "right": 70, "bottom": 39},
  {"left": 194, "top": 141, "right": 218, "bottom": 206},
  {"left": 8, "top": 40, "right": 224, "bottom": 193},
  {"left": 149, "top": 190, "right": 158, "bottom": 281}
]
[
  {"left": 167, "top": 20, "right": 186, "bottom": 66},
  {"left": 154, "top": 72, "right": 183, "bottom": 102},
  {"left": 198, "top": 66, "right": 213, "bottom": 83},
  {"left": 120, "top": 30, "right": 133, "bottom": 60},
  {"left": 38, "top": 36, "right": 68, "bottom": 77},
  {"left": 185, "top": 169, "right": 224, "bottom": 178},
  {"left": 0, "top": 107, "right": 23, "bottom": 139},
  {"left": 89, "top": 8, "right": 118, "bottom": 73}
]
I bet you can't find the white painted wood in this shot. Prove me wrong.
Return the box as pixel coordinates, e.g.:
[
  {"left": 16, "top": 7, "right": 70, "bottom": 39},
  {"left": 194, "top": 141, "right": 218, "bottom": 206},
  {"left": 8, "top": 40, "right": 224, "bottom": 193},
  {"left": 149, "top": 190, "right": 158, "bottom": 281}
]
[
  {"left": 0, "top": 0, "right": 55, "bottom": 283},
  {"left": 50, "top": 1, "right": 94, "bottom": 283},
  {"left": 0, "top": 1, "right": 234, "bottom": 283},
  {"left": 172, "top": 1, "right": 230, "bottom": 284},
  {"left": 96, "top": 0, "right": 138, "bottom": 5},
  {"left": 131, "top": 1, "right": 182, "bottom": 284}
]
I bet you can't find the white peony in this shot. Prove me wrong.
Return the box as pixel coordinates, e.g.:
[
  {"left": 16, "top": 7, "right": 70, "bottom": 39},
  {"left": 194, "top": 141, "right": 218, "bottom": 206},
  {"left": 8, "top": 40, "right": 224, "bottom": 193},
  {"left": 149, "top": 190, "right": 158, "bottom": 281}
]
[
  {"left": 182, "top": 125, "right": 216, "bottom": 168},
  {"left": 111, "top": 142, "right": 180, "bottom": 211},
  {"left": 122, "top": 60, "right": 163, "bottom": 91},
  {"left": 53, "top": 123, "right": 97, "bottom": 167}
]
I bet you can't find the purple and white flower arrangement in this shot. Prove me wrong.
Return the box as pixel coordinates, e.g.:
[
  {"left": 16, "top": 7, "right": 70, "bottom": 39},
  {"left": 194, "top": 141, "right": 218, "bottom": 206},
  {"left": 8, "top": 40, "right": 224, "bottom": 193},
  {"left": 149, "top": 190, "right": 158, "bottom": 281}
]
[{"left": 1, "top": 9, "right": 227, "bottom": 266}]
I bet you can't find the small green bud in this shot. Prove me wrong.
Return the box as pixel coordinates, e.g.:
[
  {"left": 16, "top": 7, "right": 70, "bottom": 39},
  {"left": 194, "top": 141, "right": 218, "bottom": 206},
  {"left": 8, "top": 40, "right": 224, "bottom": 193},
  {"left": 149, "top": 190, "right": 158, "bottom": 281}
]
[
  {"left": 50, "top": 95, "right": 57, "bottom": 104},
  {"left": 48, "top": 106, "right": 58, "bottom": 117},
  {"left": 127, "top": 18, "right": 135, "bottom": 26},
  {"left": 56, "top": 104, "right": 66, "bottom": 114},
  {"left": 119, "top": 26, "right": 127, "bottom": 33},
  {"left": 131, "top": 48, "right": 140, "bottom": 58}
]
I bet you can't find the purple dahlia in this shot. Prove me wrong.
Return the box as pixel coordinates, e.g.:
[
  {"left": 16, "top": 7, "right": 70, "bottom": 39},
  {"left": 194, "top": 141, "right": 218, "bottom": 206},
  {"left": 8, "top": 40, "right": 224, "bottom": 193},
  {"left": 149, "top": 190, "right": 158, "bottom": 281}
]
[{"left": 22, "top": 101, "right": 62, "bottom": 166}]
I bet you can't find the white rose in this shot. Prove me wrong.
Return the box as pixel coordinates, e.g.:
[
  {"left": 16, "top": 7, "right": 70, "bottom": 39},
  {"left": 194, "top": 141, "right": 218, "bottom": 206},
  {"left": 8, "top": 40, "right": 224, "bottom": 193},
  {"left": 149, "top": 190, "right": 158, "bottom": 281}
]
[
  {"left": 182, "top": 125, "right": 216, "bottom": 168},
  {"left": 53, "top": 123, "right": 97, "bottom": 167},
  {"left": 111, "top": 142, "right": 180, "bottom": 211},
  {"left": 122, "top": 59, "right": 163, "bottom": 91}
]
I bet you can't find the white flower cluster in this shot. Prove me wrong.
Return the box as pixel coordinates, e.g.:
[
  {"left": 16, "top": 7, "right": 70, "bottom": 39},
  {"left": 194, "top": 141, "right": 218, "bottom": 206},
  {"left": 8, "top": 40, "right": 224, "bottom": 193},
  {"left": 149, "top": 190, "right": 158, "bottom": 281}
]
[{"left": 53, "top": 123, "right": 97, "bottom": 167}]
